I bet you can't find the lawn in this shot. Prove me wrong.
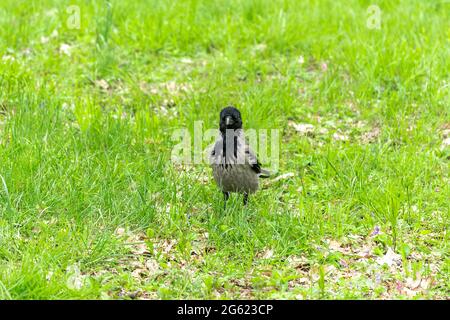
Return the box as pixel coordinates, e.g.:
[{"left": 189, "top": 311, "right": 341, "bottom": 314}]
[{"left": 0, "top": 0, "right": 448, "bottom": 299}]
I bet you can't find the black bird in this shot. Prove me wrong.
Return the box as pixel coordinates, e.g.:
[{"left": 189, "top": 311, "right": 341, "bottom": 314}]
[{"left": 210, "top": 106, "right": 270, "bottom": 208}]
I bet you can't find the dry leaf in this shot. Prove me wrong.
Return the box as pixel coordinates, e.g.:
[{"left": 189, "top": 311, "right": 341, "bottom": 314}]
[
  {"left": 327, "top": 240, "right": 349, "bottom": 254},
  {"left": 354, "top": 244, "right": 373, "bottom": 258},
  {"left": 361, "top": 127, "right": 381, "bottom": 144},
  {"left": 287, "top": 255, "right": 310, "bottom": 272},
  {"left": 289, "top": 122, "right": 314, "bottom": 135},
  {"left": 161, "top": 239, "right": 176, "bottom": 254},
  {"left": 66, "top": 264, "right": 87, "bottom": 290},
  {"left": 180, "top": 57, "right": 193, "bottom": 64},
  {"left": 297, "top": 277, "right": 309, "bottom": 284},
  {"left": 46, "top": 271, "right": 54, "bottom": 281},
  {"left": 131, "top": 242, "right": 150, "bottom": 255},
  {"left": 420, "top": 277, "right": 432, "bottom": 290},
  {"left": 59, "top": 43, "right": 71, "bottom": 56},
  {"left": 145, "top": 259, "right": 160, "bottom": 274},
  {"left": 131, "top": 268, "right": 146, "bottom": 279},
  {"left": 115, "top": 227, "right": 125, "bottom": 236},
  {"left": 339, "top": 259, "right": 349, "bottom": 268},
  {"left": 271, "top": 172, "right": 295, "bottom": 182},
  {"left": 2, "top": 55, "right": 15, "bottom": 62},
  {"left": 333, "top": 132, "right": 349, "bottom": 141},
  {"left": 262, "top": 249, "right": 274, "bottom": 259},
  {"left": 403, "top": 288, "right": 418, "bottom": 297},
  {"left": 95, "top": 79, "right": 109, "bottom": 91},
  {"left": 376, "top": 248, "right": 402, "bottom": 267},
  {"left": 253, "top": 43, "right": 267, "bottom": 53},
  {"left": 405, "top": 276, "right": 421, "bottom": 290}
]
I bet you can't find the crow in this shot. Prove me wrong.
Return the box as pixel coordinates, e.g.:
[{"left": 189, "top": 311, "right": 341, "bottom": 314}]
[{"left": 209, "top": 106, "right": 270, "bottom": 208}]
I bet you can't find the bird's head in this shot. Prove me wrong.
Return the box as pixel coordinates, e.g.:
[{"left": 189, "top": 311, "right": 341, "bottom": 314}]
[{"left": 219, "top": 106, "right": 242, "bottom": 133}]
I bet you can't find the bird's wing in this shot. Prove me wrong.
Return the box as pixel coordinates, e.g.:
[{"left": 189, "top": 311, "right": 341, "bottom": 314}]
[
  {"left": 209, "top": 137, "right": 223, "bottom": 164},
  {"left": 244, "top": 141, "right": 270, "bottom": 177}
]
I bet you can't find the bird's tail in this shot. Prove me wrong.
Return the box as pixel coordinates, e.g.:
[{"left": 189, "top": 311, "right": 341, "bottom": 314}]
[{"left": 258, "top": 168, "right": 271, "bottom": 179}]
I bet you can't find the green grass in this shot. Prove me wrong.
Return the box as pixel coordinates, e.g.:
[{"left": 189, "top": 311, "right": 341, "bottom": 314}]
[{"left": 0, "top": 0, "right": 449, "bottom": 299}]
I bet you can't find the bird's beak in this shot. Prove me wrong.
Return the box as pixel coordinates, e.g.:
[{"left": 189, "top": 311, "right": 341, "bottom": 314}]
[{"left": 225, "top": 116, "right": 234, "bottom": 126}]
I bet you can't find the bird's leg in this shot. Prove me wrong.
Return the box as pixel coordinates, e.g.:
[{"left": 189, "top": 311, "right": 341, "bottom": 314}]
[
  {"left": 223, "top": 192, "right": 229, "bottom": 210},
  {"left": 243, "top": 193, "right": 248, "bottom": 206}
]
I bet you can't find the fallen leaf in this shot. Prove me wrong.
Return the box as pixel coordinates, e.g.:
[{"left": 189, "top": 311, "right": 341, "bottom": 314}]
[
  {"left": 180, "top": 57, "right": 193, "bottom": 64},
  {"left": 95, "top": 79, "right": 109, "bottom": 91},
  {"left": 287, "top": 255, "right": 310, "bottom": 272},
  {"left": 145, "top": 259, "right": 160, "bottom": 274},
  {"left": 404, "top": 287, "right": 418, "bottom": 297},
  {"left": 339, "top": 259, "right": 349, "bottom": 268},
  {"left": 253, "top": 43, "right": 267, "bottom": 52},
  {"left": 297, "top": 277, "right": 309, "bottom": 284},
  {"left": 46, "top": 271, "right": 54, "bottom": 281},
  {"left": 354, "top": 244, "right": 373, "bottom": 258},
  {"left": 260, "top": 248, "right": 274, "bottom": 259},
  {"left": 376, "top": 247, "right": 402, "bottom": 267},
  {"left": 405, "top": 276, "right": 421, "bottom": 290},
  {"left": 115, "top": 227, "right": 125, "bottom": 236},
  {"left": 333, "top": 132, "right": 349, "bottom": 141},
  {"left": 2, "top": 55, "right": 15, "bottom": 62},
  {"left": 59, "top": 43, "right": 71, "bottom": 56},
  {"left": 66, "top": 264, "right": 87, "bottom": 290},
  {"left": 289, "top": 122, "right": 314, "bottom": 135},
  {"left": 131, "top": 268, "right": 146, "bottom": 279},
  {"left": 271, "top": 172, "right": 295, "bottom": 182},
  {"left": 361, "top": 127, "right": 381, "bottom": 144},
  {"left": 420, "top": 277, "right": 432, "bottom": 290},
  {"left": 442, "top": 137, "right": 450, "bottom": 148},
  {"left": 131, "top": 242, "right": 150, "bottom": 255},
  {"left": 327, "top": 240, "right": 351, "bottom": 254}
]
